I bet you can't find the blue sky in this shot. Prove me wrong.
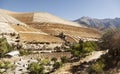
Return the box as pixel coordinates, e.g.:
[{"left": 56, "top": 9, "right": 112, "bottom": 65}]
[{"left": 0, "top": 0, "right": 120, "bottom": 20}]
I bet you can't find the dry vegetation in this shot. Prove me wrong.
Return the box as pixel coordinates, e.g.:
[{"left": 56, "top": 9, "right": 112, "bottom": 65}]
[
  {"left": 28, "top": 23, "right": 101, "bottom": 43},
  {"left": 10, "top": 13, "right": 34, "bottom": 23},
  {"left": 20, "top": 33, "right": 63, "bottom": 43}
]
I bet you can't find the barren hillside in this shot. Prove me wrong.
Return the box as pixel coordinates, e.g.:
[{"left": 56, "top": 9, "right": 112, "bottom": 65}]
[
  {"left": 10, "top": 12, "right": 83, "bottom": 27},
  {"left": 0, "top": 9, "right": 101, "bottom": 43}
]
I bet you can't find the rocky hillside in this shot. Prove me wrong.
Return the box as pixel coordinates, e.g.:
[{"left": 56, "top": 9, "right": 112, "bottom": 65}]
[
  {"left": 10, "top": 12, "right": 84, "bottom": 27},
  {"left": 74, "top": 17, "right": 120, "bottom": 31},
  {"left": 0, "top": 12, "right": 27, "bottom": 33},
  {"left": 0, "top": 9, "right": 101, "bottom": 43}
]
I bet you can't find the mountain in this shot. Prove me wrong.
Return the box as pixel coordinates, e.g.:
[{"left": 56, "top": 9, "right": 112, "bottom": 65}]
[
  {"left": 0, "top": 9, "right": 101, "bottom": 44},
  {"left": 10, "top": 12, "right": 101, "bottom": 42},
  {"left": 10, "top": 12, "right": 85, "bottom": 27},
  {"left": 74, "top": 17, "right": 120, "bottom": 31}
]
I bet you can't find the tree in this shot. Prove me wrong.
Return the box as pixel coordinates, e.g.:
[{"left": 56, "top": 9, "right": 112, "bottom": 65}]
[
  {"left": 99, "top": 29, "right": 115, "bottom": 50},
  {"left": 100, "top": 29, "right": 120, "bottom": 56},
  {"left": 71, "top": 41, "right": 97, "bottom": 58},
  {"left": 96, "top": 28, "right": 120, "bottom": 71}
]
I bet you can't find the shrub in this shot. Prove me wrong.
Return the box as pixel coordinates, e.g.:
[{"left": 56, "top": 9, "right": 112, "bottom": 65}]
[
  {"left": 19, "top": 50, "right": 32, "bottom": 56},
  {"left": 59, "top": 32, "right": 66, "bottom": 40},
  {"left": 28, "top": 62, "right": 45, "bottom": 74},
  {"left": 0, "top": 61, "right": 14, "bottom": 69},
  {"left": 0, "top": 38, "right": 13, "bottom": 58},
  {"left": 71, "top": 41, "right": 97, "bottom": 58},
  {"left": 71, "top": 50, "right": 80, "bottom": 57},
  {"left": 53, "top": 62, "right": 63, "bottom": 69},
  {"left": 61, "top": 56, "right": 68, "bottom": 63},
  {"left": 41, "top": 58, "right": 50, "bottom": 65},
  {"left": 89, "top": 60, "right": 105, "bottom": 74},
  {"left": 51, "top": 57, "right": 57, "bottom": 62},
  {"left": 83, "top": 41, "right": 97, "bottom": 53}
]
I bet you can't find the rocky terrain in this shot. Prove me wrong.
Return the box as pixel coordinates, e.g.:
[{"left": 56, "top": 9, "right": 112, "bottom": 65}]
[
  {"left": 0, "top": 9, "right": 101, "bottom": 50},
  {"left": 0, "top": 10, "right": 101, "bottom": 41},
  {"left": 74, "top": 16, "right": 120, "bottom": 32},
  {"left": 0, "top": 9, "right": 119, "bottom": 74}
]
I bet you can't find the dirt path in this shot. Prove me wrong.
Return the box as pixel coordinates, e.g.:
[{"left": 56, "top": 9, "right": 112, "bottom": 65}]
[{"left": 53, "top": 50, "right": 107, "bottom": 74}]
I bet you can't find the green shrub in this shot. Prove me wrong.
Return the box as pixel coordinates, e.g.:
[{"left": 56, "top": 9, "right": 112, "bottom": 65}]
[
  {"left": 0, "top": 38, "right": 13, "bottom": 58},
  {"left": 71, "top": 41, "right": 97, "bottom": 58},
  {"left": 0, "top": 61, "right": 14, "bottom": 69},
  {"left": 51, "top": 57, "right": 57, "bottom": 62},
  {"left": 19, "top": 50, "right": 32, "bottom": 56},
  {"left": 83, "top": 41, "right": 97, "bottom": 53},
  {"left": 28, "top": 62, "right": 45, "bottom": 74},
  {"left": 89, "top": 60, "right": 105, "bottom": 74},
  {"left": 41, "top": 58, "right": 50, "bottom": 65},
  {"left": 53, "top": 62, "right": 63, "bottom": 69},
  {"left": 61, "top": 56, "right": 68, "bottom": 63},
  {"left": 71, "top": 50, "right": 80, "bottom": 57}
]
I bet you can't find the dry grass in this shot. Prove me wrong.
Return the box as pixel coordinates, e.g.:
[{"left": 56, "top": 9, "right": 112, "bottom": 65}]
[
  {"left": 11, "top": 25, "right": 44, "bottom": 33},
  {"left": 11, "top": 25, "right": 26, "bottom": 31},
  {"left": 20, "top": 33, "right": 63, "bottom": 43},
  {"left": 28, "top": 23, "right": 101, "bottom": 37},
  {"left": 26, "top": 22, "right": 101, "bottom": 42},
  {"left": 11, "top": 13, "right": 34, "bottom": 23}
]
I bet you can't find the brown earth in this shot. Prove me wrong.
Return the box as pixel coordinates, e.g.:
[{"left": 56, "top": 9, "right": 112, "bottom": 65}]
[{"left": 0, "top": 9, "right": 102, "bottom": 43}]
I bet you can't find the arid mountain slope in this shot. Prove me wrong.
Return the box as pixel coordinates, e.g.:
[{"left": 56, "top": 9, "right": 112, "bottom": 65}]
[
  {"left": 0, "top": 12, "right": 27, "bottom": 33},
  {"left": 74, "top": 16, "right": 120, "bottom": 31},
  {"left": 0, "top": 10, "right": 63, "bottom": 43},
  {"left": 0, "top": 9, "right": 101, "bottom": 43},
  {"left": 10, "top": 12, "right": 83, "bottom": 27}
]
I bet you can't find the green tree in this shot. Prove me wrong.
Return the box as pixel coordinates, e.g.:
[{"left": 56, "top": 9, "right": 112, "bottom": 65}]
[
  {"left": 99, "top": 28, "right": 120, "bottom": 70},
  {"left": 71, "top": 41, "right": 97, "bottom": 58},
  {"left": 90, "top": 28, "right": 120, "bottom": 73},
  {"left": 99, "top": 29, "right": 115, "bottom": 50}
]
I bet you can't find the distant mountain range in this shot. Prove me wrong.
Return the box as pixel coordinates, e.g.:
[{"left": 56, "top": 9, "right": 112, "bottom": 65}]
[{"left": 74, "top": 17, "right": 120, "bottom": 31}]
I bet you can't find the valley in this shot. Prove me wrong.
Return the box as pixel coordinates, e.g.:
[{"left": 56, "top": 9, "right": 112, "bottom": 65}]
[{"left": 0, "top": 9, "right": 119, "bottom": 74}]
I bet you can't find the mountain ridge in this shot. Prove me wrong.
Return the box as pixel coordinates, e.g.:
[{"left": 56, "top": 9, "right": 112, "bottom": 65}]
[{"left": 74, "top": 17, "right": 120, "bottom": 31}]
